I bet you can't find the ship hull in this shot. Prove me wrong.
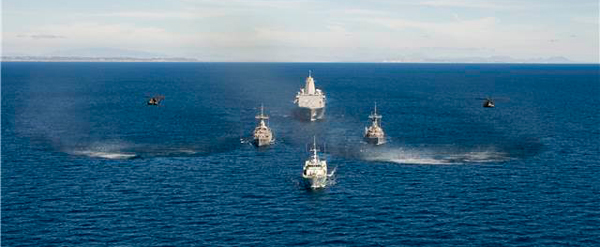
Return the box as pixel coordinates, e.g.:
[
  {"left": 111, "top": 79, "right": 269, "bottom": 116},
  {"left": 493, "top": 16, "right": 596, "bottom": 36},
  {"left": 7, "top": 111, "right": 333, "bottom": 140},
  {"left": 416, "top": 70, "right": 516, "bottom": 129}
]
[
  {"left": 293, "top": 107, "right": 325, "bottom": 122},
  {"left": 364, "top": 136, "right": 386, "bottom": 145},
  {"left": 302, "top": 175, "right": 327, "bottom": 189},
  {"left": 253, "top": 137, "right": 272, "bottom": 147}
]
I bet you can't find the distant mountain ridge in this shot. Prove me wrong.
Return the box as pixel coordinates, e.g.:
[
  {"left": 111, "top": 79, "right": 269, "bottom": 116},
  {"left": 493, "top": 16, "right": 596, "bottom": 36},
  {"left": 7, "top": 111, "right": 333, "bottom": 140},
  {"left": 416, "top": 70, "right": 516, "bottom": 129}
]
[
  {"left": 44, "top": 47, "right": 167, "bottom": 58},
  {"left": 2, "top": 47, "right": 199, "bottom": 62},
  {"left": 383, "top": 55, "right": 574, "bottom": 63},
  {"left": 2, "top": 56, "right": 199, "bottom": 62}
]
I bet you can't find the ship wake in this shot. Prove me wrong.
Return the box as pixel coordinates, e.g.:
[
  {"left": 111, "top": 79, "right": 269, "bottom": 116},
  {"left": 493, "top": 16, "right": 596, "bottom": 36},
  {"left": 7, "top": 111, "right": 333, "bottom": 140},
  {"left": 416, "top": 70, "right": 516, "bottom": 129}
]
[
  {"left": 71, "top": 150, "right": 139, "bottom": 160},
  {"left": 68, "top": 142, "right": 140, "bottom": 160},
  {"left": 359, "top": 146, "right": 510, "bottom": 165},
  {"left": 65, "top": 140, "right": 235, "bottom": 160}
]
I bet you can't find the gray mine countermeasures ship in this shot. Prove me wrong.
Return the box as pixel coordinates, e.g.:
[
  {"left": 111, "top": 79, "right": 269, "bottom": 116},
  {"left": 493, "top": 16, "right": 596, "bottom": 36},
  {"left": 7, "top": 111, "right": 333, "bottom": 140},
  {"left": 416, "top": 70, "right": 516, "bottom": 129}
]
[
  {"left": 294, "top": 71, "right": 326, "bottom": 121},
  {"left": 364, "top": 102, "right": 386, "bottom": 145},
  {"left": 253, "top": 105, "right": 274, "bottom": 147}
]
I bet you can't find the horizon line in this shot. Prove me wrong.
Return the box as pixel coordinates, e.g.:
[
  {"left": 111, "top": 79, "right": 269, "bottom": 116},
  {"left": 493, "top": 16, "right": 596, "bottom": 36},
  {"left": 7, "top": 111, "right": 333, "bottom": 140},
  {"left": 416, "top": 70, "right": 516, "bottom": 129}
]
[{"left": 2, "top": 60, "right": 597, "bottom": 65}]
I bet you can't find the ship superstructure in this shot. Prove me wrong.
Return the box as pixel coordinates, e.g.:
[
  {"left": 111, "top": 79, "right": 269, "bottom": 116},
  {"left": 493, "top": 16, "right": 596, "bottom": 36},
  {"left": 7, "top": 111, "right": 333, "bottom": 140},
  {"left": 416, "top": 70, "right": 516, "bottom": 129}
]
[
  {"left": 364, "top": 102, "right": 386, "bottom": 145},
  {"left": 253, "top": 104, "right": 274, "bottom": 147},
  {"left": 302, "top": 137, "right": 328, "bottom": 189},
  {"left": 294, "top": 71, "right": 326, "bottom": 121}
]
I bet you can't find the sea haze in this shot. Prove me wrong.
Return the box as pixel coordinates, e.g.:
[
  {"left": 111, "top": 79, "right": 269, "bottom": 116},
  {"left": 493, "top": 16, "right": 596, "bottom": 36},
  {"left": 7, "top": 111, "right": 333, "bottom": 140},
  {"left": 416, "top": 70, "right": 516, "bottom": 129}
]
[{"left": 2, "top": 62, "right": 599, "bottom": 245}]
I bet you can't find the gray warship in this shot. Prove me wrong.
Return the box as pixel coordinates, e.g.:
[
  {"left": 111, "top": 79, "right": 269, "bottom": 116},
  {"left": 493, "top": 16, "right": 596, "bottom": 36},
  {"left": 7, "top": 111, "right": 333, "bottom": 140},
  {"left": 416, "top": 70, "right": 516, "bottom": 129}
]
[
  {"left": 253, "top": 105, "right": 274, "bottom": 147},
  {"left": 302, "top": 137, "right": 328, "bottom": 189},
  {"left": 293, "top": 71, "right": 325, "bottom": 121},
  {"left": 364, "top": 103, "right": 386, "bottom": 145}
]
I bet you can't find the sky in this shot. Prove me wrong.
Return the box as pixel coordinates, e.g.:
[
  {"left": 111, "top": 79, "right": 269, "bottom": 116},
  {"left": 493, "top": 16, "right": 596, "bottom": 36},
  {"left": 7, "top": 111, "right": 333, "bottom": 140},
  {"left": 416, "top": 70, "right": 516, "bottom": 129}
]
[{"left": 2, "top": 0, "right": 599, "bottom": 62}]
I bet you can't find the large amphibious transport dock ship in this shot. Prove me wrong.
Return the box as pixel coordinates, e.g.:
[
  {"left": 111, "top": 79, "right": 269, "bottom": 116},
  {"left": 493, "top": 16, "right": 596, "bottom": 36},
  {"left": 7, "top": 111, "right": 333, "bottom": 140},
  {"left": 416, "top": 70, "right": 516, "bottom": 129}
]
[{"left": 294, "top": 71, "right": 325, "bottom": 121}]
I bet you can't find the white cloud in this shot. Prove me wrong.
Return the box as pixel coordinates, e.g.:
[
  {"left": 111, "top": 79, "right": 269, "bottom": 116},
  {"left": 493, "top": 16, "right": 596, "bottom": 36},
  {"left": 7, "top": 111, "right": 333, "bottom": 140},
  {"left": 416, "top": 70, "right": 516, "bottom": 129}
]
[
  {"left": 572, "top": 16, "right": 599, "bottom": 26},
  {"left": 4, "top": 23, "right": 189, "bottom": 55},
  {"left": 91, "top": 11, "right": 212, "bottom": 20},
  {"left": 418, "top": 0, "right": 508, "bottom": 9},
  {"left": 3, "top": 0, "right": 598, "bottom": 62},
  {"left": 251, "top": 26, "right": 352, "bottom": 48},
  {"left": 181, "top": 0, "right": 316, "bottom": 9},
  {"left": 359, "top": 16, "right": 499, "bottom": 46},
  {"left": 17, "top": 34, "right": 66, "bottom": 39}
]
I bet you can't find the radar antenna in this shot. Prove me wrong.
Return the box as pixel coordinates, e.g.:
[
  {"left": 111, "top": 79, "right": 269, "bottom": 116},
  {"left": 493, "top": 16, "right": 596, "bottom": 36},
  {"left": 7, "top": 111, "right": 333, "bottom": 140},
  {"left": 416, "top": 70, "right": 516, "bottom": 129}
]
[
  {"left": 310, "top": 136, "right": 318, "bottom": 158},
  {"left": 374, "top": 101, "right": 377, "bottom": 115}
]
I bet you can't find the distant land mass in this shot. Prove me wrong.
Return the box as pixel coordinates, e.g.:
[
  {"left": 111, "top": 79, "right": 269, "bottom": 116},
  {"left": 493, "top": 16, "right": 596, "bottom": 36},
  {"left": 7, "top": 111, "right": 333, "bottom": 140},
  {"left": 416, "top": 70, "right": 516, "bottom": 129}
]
[
  {"left": 44, "top": 47, "right": 168, "bottom": 58},
  {"left": 2, "top": 55, "right": 576, "bottom": 63},
  {"left": 1, "top": 47, "right": 579, "bottom": 63},
  {"left": 1, "top": 56, "right": 199, "bottom": 62},
  {"left": 383, "top": 55, "right": 574, "bottom": 63},
  {"left": 1, "top": 47, "right": 198, "bottom": 62}
]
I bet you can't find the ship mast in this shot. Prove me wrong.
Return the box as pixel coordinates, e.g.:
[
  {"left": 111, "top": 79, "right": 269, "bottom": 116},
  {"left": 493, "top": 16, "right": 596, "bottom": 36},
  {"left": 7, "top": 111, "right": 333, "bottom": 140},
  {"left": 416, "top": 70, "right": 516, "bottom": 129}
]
[
  {"left": 369, "top": 102, "right": 382, "bottom": 126},
  {"left": 256, "top": 104, "right": 269, "bottom": 126},
  {"left": 374, "top": 102, "right": 377, "bottom": 115},
  {"left": 310, "top": 136, "right": 319, "bottom": 160}
]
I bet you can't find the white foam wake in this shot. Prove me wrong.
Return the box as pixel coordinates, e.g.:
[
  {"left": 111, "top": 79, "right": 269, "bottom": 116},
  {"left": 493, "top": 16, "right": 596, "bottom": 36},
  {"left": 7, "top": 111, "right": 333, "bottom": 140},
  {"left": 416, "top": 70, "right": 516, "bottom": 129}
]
[
  {"left": 69, "top": 142, "right": 138, "bottom": 160},
  {"left": 328, "top": 167, "right": 337, "bottom": 177},
  {"left": 72, "top": 150, "right": 138, "bottom": 160},
  {"left": 360, "top": 146, "right": 509, "bottom": 165}
]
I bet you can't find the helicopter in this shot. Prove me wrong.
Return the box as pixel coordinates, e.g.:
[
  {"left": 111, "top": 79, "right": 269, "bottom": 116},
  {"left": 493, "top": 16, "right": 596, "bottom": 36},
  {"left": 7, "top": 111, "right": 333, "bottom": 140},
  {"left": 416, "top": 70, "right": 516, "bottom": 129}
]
[
  {"left": 481, "top": 97, "right": 495, "bottom": 108},
  {"left": 477, "top": 96, "right": 509, "bottom": 108},
  {"left": 147, "top": 95, "right": 165, "bottom": 106}
]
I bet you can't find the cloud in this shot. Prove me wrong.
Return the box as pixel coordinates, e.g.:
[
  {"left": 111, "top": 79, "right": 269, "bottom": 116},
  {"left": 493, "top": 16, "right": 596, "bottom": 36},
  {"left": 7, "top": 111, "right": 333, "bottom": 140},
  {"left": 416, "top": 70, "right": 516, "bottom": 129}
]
[
  {"left": 3, "top": 0, "right": 597, "bottom": 62},
  {"left": 4, "top": 23, "right": 190, "bottom": 56},
  {"left": 250, "top": 26, "right": 354, "bottom": 48},
  {"left": 89, "top": 10, "right": 223, "bottom": 20},
  {"left": 330, "top": 8, "right": 387, "bottom": 16},
  {"left": 572, "top": 16, "right": 599, "bottom": 26},
  {"left": 418, "top": 0, "right": 508, "bottom": 9},
  {"left": 359, "top": 16, "right": 500, "bottom": 47},
  {"left": 17, "top": 34, "right": 66, "bottom": 39},
  {"left": 364, "top": 16, "right": 498, "bottom": 30},
  {"left": 181, "top": 0, "right": 315, "bottom": 9},
  {"left": 415, "top": 0, "right": 598, "bottom": 12}
]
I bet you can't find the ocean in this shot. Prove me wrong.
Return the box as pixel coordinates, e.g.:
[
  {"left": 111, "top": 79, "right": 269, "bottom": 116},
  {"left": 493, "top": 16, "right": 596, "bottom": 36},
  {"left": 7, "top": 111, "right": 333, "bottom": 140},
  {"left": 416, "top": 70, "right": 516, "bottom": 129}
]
[{"left": 2, "top": 62, "right": 599, "bottom": 246}]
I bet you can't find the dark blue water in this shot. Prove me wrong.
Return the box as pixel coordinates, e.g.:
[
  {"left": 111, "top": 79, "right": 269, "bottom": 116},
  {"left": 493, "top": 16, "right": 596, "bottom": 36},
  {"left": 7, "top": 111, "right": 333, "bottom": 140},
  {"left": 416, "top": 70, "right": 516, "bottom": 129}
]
[{"left": 2, "top": 62, "right": 599, "bottom": 246}]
